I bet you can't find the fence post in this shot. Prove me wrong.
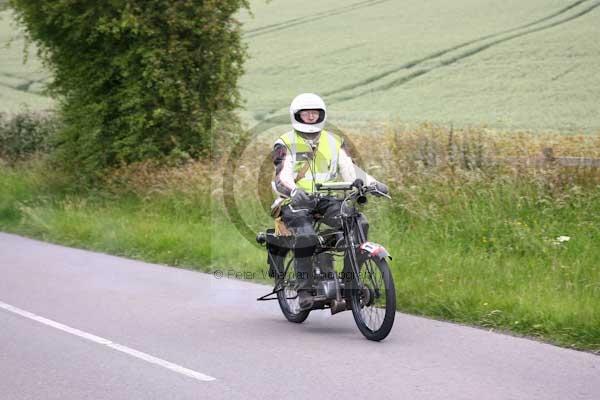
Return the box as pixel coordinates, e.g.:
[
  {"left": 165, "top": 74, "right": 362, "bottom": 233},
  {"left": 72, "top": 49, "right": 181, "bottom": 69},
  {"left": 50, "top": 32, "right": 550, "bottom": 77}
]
[{"left": 542, "top": 147, "right": 556, "bottom": 167}]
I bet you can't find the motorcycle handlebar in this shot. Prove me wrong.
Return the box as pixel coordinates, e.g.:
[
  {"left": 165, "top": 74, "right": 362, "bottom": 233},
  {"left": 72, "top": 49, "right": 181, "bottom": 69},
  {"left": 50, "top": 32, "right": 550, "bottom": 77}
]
[
  {"left": 314, "top": 182, "right": 354, "bottom": 191},
  {"left": 313, "top": 181, "right": 390, "bottom": 199}
]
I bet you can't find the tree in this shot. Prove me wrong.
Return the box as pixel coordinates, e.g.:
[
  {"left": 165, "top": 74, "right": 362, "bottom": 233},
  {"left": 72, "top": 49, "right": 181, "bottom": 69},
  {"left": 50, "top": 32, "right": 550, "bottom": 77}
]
[{"left": 10, "top": 0, "right": 248, "bottom": 177}]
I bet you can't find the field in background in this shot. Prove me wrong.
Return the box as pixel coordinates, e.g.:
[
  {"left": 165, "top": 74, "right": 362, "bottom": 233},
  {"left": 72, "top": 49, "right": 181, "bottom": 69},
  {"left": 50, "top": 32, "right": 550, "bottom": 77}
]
[
  {"left": 1, "top": 1, "right": 600, "bottom": 131},
  {"left": 239, "top": 0, "right": 600, "bottom": 131},
  {"left": 0, "top": 8, "right": 53, "bottom": 113}
]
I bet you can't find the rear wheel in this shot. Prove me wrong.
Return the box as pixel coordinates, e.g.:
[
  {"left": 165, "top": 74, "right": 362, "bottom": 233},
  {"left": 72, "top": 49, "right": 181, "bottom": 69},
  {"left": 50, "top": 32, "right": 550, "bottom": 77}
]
[
  {"left": 349, "top": 257, "right": 396, "bottom": 341},
  {"left": 277, "top": 251, "right": 310, "bottom": 323}
]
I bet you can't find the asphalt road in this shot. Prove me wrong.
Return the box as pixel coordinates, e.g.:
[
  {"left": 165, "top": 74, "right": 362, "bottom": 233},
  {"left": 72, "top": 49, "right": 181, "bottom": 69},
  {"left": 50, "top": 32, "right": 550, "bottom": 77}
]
[{"left": 0, "top": 232, "right": 598, "bottom": 400}]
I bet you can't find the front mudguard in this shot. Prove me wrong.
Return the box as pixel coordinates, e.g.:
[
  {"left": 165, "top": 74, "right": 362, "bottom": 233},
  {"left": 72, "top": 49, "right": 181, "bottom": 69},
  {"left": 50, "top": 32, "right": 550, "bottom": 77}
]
[{"left": 358, "top": 241, "right": 392, "bottom": 261}]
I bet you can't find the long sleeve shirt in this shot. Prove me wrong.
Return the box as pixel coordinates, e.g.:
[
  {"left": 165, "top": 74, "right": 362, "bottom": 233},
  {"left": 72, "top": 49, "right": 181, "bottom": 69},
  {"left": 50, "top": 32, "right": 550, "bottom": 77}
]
[{"left": 272, "top": 139, "right": 377, "bottom": 197}]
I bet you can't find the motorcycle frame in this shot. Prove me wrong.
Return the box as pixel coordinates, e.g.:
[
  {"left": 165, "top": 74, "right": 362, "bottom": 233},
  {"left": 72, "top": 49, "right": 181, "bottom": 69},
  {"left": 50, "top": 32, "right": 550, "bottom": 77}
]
[{"left": 257, "top": 193, "right": 369, "bottom": 303}]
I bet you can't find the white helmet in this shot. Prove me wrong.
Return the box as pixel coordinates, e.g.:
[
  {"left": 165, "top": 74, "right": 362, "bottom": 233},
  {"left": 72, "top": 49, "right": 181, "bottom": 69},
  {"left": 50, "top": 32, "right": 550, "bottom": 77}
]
[{"left": 289, "top": 93, "right": 327, "bottom": 133}]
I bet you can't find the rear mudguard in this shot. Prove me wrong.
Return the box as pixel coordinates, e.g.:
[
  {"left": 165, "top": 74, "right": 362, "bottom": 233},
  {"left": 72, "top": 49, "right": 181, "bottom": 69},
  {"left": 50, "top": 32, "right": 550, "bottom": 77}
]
[{"left": 358, "top": 241, "right": 392, "bottom": 261}]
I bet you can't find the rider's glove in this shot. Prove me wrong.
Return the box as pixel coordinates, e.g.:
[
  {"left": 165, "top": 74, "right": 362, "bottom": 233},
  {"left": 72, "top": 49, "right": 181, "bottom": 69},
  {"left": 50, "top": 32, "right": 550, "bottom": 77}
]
[
  {"left": 372, "top": 181, "right": 389, "bottom": 195},
  {"left": 290, "top": 188, "right": 314, "bottom": 209},
  {"left": 352, "top": 179, "right": 364, "bottom": 189}
]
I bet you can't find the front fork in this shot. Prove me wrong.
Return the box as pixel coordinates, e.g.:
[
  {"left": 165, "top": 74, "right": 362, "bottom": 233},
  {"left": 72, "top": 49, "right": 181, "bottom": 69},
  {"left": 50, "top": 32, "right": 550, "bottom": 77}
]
[
  {"left": 342, "top": 216, "right": 391, "bottom": 297},
  {"left": 343, "top": 216, "right": 367, "bottom": 295}
]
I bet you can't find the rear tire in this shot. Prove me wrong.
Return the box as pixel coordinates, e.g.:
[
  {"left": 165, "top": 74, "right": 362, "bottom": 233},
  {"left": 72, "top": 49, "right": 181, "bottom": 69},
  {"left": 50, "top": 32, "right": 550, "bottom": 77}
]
[
  {"left": 349, "top": 257, "right": 396, "bottom": 341},
  {"left": 277, "top": 252, "right": 310, "bottom": 323}
]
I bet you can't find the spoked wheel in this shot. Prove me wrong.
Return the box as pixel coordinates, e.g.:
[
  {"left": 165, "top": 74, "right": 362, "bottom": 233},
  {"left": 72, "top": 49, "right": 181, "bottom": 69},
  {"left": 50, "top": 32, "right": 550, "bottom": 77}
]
[
  {"left": 277, "top": 252, "right": 310, "bottom": 323},
  {"left": 349, "top": 257, "right": 396, "bottom": 341}
]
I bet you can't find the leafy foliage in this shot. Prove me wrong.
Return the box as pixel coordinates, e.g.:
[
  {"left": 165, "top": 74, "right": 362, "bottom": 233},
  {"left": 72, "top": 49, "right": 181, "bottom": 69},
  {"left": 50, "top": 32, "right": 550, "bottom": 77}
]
[
  {"left": 9, "top": 0, "right": 248, "bottom": 178},
  {"left": 0, "top": 111, "right": 59, "bottom": 162}
]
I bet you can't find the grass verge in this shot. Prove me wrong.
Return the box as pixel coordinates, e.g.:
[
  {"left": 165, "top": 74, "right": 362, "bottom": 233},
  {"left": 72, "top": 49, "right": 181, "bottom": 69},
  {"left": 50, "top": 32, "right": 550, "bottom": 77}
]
[{"left": 1, "top": 126, "right": 599, "bottom": 352}]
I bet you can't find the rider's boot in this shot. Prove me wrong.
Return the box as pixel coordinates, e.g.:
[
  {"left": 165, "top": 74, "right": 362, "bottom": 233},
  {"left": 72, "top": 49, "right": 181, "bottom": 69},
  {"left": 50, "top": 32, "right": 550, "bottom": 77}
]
[
  {"left": 295, "top": 257, "right": 315, "bottom": 311},
  {"left": 293, "top": 233, "right": 317, "bottom": 310},
  {"left": 298, "top": 290, "right": 315, "bottom": 311}
]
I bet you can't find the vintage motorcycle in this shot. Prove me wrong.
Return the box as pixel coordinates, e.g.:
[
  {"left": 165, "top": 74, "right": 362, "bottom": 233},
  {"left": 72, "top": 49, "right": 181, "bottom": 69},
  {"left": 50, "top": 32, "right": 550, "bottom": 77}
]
[{"left": 256, "top": 180, "right": 396, "bottom": 341}]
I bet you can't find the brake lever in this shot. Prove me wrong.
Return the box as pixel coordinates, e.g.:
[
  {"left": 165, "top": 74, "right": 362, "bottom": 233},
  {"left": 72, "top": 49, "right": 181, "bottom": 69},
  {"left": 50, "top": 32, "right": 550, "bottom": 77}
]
[{"left": 366, "top": 186, "right": 392, "bottom": 199}]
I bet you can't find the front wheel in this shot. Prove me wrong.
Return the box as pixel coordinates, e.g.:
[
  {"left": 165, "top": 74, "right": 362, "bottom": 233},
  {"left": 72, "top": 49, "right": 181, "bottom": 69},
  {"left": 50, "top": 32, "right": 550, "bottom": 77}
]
[{"left": 349, "top": 257, "right": 396, "bottom": 341}]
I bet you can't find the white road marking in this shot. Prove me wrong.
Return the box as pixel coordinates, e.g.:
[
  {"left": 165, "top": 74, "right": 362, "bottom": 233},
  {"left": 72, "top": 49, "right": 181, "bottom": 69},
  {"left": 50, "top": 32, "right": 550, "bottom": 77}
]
[{"left": 0, "top": 300, "right": 216, "bottom": 382}]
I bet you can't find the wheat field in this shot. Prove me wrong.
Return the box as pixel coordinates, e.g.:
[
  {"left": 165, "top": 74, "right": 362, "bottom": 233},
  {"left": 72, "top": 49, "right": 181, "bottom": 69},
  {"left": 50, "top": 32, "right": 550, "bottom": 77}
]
[{"left": 1, "top": 0, "right": 599, "bottom": 132}]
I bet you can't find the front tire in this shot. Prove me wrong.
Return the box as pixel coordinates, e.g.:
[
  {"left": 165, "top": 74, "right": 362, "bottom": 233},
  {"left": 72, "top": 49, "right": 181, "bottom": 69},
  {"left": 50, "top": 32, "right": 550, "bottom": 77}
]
[{"left": 349, "top": 257, "right": 396, "bottom": 341}]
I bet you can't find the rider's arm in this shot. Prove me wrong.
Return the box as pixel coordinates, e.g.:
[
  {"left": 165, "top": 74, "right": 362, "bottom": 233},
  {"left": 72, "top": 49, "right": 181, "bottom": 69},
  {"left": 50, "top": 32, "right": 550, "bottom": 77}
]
[
  {"left": 272, "top": 143, "right": 296, "bottom": 197},
  {"left": 338, "top": 143, "right": 377, "bottom": 185}
]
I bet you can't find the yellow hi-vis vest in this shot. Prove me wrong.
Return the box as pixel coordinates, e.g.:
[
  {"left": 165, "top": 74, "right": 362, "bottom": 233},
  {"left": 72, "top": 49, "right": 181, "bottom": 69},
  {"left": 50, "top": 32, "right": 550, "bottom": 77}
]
[{"left": 279, "top": 130, "right": 343, "bottom": 193}]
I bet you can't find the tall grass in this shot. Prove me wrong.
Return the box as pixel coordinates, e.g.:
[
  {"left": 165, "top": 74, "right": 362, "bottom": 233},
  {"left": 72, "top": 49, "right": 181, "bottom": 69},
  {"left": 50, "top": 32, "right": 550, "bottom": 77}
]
[{"left": 1, "top": 125, "right": 599, "bottom": 351}]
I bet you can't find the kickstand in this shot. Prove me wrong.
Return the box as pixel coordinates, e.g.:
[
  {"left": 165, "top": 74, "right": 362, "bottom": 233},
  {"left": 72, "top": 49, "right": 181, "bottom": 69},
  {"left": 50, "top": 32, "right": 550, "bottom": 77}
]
[
  {"left": 258, "top": 252, "right": 291, "bottom": 301},
  {"left": 257, "top": 284, "right": 283, "bottom": 301}
]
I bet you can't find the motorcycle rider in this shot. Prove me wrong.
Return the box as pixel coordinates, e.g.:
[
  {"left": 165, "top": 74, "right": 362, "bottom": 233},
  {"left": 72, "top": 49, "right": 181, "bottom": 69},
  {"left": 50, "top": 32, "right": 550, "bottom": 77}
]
[{"left": 271, "top": 93, "right": 388, "bottom": 310}]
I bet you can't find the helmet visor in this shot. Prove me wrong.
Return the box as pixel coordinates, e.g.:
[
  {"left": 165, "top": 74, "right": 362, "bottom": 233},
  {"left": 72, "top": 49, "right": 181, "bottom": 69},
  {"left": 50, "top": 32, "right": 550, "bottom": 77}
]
[{"left": 294, "top": 109, "right": 326, "bottom": 125}]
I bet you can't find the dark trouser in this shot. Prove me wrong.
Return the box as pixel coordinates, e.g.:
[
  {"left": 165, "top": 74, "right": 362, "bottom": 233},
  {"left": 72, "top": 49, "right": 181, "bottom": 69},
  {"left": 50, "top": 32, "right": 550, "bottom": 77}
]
[{"left": 279, "top": 196, "right": 369, "bottom": 292}]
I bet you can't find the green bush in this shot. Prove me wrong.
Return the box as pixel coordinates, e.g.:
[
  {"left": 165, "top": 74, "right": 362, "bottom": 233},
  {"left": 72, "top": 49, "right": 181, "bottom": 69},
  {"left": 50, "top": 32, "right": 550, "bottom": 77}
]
[
  {"left": 0, "top": 111, "right": 59, "bottom": 162},
  {"left": 9, "top": 0, "right": 249, "bottom": 179}
]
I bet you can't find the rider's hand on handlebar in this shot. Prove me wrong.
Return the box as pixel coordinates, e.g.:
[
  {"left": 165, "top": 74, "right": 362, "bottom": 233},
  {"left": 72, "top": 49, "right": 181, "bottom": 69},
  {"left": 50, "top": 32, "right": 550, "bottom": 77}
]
[
  {"left": 352, "top": 179, "right": 364, "bottom": 189},
  {"left": 290, "top": 188, "right": 315, "bottom": 208},
  {"left": 374, "top": 181, "right": 389, "bottom": 195},
  {"left": 368, "top": 181, "right": 389, "bottom": 196}
]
